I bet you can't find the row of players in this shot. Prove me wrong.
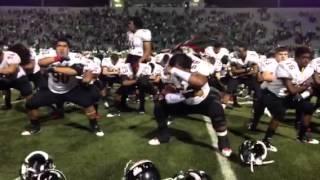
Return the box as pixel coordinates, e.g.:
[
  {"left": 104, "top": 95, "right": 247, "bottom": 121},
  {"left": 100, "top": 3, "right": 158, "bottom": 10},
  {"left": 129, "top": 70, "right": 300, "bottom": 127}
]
[{"left": 1, "top": 37, "right": 320, "bottom": 157}]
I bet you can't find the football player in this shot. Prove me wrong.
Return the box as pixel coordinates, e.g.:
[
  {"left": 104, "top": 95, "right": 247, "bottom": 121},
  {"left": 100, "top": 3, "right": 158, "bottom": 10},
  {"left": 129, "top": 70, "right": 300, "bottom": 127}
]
[
  {"left": 23, "top": 38, "right": 104, "bottom": 137},
  {"left": 248, "top": 46, "right": 289, "bottom": 131},
  {"left": 1, "top": 44, "right": 42, "bottom": 110},
  {"left": 110, "top": 59, "right": 155, "bottom": 115},
  {"left": 204, "top": 42, "right": 230, "bottom": 66},
  {"left": 262, "top": 46, "right": 318, "bottom": 152},
  {"left": 148, "top": 53, "right": 232, "bottom": 157},
  {"left": 223, "top": 43, "right": 261, "bottom": 109},
  {"left": 101, "top": 53, "right": 124, "bottom": 108},
  {"left": 0, "top": 48, "right": 33, "bottom": 109},
  {"left": 126, "top": 17, "right": 152, "bottom": 65},
  {"left": 8, "top": 44, "right": 43, "bottom": 90}
]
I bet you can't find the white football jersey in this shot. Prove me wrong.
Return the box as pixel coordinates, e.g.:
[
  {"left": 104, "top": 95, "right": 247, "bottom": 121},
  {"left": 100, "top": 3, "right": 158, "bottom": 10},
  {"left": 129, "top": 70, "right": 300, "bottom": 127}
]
[
  {"left": 37, "top": 48, "right": 56, "bottom": 59},
  {"left": 152, "top": 53, "right": 172, "bottom": 64},
  {"left": 230, "top": 50, "right": 260, "bottom": 67},
  {"left": 119, "top": 63, "right": 152, "bottom": 78},
  {"left": 301, "top": 57, "right": 320, "bottom": 81},
  {"left": 148, "top": 62, "right": 163, "bottom": 77},
  {"left": 267, "top": 58, "right": 304, "bottom": 97},
  {"left": 229, "top": 50, "right": 260, "bottom": 78},
  {"left": 83, "top": 58, "right": 101, "bottom": 75},
  {"left": 259, "top": 58, "right": 279, "bottom": 89},
  {"left": 127, "top": 29, "right": 152, "bottom": 57},
  {"left": 0, "top": 51, "right": 26, "bottom": 79},
  {"left": 204, "top": 47, "right": 229, "bottom": 62},
  {"left": 101, "top": 57, "right": 124, "bottom": 70},
  {"left": 43, "top": 52, "right": 87, "bottom": 94},
  {"left": 169, "top": 63, "right": 211, "bottom": 105},
  {"left": 183, "top": 81, "right": 211, "bottom": 105},
  {"left": 187, "top": 53, "right": 215, "bottom": 76}
]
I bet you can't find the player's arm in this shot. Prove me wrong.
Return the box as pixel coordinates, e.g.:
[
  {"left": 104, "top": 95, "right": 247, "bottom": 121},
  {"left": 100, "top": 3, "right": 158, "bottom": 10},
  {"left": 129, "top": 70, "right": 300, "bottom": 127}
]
[
  {"left": 150, "top": 74, "right": 161, "bottom": 83},
  {"left": 215, "top": 71, "right": 221, "bottom": 80},
  {"left": 102, "top": 67, "right": 119, "bottom": 76},
  {"left": 260, "top": 71, "right": 275, "bottom": 82},
  {"left": 51, "top": 67, "right": 77, "bottom": 76},
  {"left": 121, "top": 75, "right": 137, "bottom": 86},
  {"left": 82, "top": 70, "right": 96, "bottom": 84},
  {"left": 257, "top": 71, "right": 273, "bottom": 82},
  {"left": 39, "top": 56, "right": 68, "bottom": 67},
  {"left": 281, "top": 78, "right": 308, "bottom": 95},
  {"left": 50, "top": 63, "right": 84, "bottom": 76},
  {"left": 140, "top": 41, "right": 152, "bottom": 63},
  {"left": 313, "top": 72, "right": 320, "bottom": 85},
  {"left": 230, "top": 64, "right": 246, "bottom": 75},
  {"left": 170, "top": 67, "right": 207, "bottom": 89},
  {"left": 139, "top": 30, "right": 152, "bottom": 63},
  {"left": 246, "top": 64, "right": 259, "bottom": 76},
  {"left": 0, "top": 64, "right": 19, "bottom": 75}
]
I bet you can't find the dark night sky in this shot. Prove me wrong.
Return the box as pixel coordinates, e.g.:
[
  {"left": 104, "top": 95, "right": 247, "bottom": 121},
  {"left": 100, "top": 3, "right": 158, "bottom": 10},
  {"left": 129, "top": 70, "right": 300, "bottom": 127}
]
[
  {"left": 205, "top": 0, "right": 320, "bottom": 7},
  {"left": 0, "top": 0, "right": 320, "bottom": 7}
]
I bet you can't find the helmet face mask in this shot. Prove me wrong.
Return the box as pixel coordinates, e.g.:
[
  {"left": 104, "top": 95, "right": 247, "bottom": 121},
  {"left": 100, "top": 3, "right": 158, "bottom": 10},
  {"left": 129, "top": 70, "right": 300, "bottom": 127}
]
[
  {"left": 239, "top": 140, "right": 274, "bottom": 173},
  {"left": 37, "top": 169, "right": 67, "bottom": 180},
  {"left": 172, "top": 169, "right": 211, "bottom": 180}
]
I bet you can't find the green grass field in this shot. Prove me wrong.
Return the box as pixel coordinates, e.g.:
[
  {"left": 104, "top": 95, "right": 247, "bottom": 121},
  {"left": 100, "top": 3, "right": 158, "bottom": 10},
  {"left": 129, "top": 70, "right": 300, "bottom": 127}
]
[{"left": 1, "top": 96, "right": 320, "bottom": 180}]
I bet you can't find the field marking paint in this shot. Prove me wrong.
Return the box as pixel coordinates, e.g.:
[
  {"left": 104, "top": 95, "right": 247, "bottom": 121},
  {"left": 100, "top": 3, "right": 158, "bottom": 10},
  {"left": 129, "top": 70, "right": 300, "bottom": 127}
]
[{"left": 203, "top": 116, "right": 237, "bottom": 180}]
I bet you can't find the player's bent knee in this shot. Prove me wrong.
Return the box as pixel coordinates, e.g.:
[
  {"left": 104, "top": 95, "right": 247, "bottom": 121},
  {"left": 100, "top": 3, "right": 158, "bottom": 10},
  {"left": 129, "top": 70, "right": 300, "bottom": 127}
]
[{"left": 85, "top": 109, "right": 97, "bottom": 119}]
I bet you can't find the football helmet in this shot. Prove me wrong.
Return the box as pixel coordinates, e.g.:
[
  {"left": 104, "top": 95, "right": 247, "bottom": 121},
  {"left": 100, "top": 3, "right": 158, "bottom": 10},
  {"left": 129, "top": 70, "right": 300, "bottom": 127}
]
[
  {"left": 172, "top": 169, "right": 211, "bottom": 180},
  {"left": 239, "top": 140, "right": 274, "bottom": 173},
  {"left": 123, "top": 160, "right": 161, "bottom": 180},
  {"left": 37, "top": 169, "right": 67, "bottom": 180},
  {"left": 20, "top": 151, "right": 55, "bottom": 180}
]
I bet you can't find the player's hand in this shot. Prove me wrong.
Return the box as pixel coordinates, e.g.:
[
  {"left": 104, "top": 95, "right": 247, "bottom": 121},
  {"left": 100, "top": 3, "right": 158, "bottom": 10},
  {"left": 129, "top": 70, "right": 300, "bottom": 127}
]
[
  {"left": 54, "top": 55, "right": 70, "bottom": 63},
  {"left": 245, "top": 66, "right": 252, "bottom": 73},
  {"left": 47, "top": 66, "right": 56, "bottom": 73},
  {"left": 164, "top": 65, "right": 172, "bottom": 75},
  {"left": 149, "top": 75, "right": 156, "bottom": 80},
  {"left": 293, "top": 94, "right": 303, "bottom": 102}
]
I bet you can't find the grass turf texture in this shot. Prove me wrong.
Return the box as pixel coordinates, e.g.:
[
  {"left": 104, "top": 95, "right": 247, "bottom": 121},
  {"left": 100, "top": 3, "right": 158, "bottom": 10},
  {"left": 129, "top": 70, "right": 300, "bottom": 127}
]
[{"left": 1, "top": 98, "right": 320, "bottom": 179}]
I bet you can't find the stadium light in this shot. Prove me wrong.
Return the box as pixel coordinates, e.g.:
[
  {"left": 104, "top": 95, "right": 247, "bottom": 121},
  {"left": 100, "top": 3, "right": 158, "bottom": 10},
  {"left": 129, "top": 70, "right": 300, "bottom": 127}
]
[{"left": 112, "top": 0, "right": 123, "bottom": 8}]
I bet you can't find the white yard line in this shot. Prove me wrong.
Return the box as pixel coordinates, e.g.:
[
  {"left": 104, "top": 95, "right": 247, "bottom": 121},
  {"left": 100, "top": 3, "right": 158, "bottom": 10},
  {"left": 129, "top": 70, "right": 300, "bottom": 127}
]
[{"left": 203, "top": 116, "right": 237, "bottom": 180}]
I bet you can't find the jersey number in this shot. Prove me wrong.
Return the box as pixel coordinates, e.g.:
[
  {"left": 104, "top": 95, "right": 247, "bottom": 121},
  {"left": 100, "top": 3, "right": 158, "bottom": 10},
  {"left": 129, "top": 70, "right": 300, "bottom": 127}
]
[{"left": 52, "top": 73, "right": 70, "bottom": 83}]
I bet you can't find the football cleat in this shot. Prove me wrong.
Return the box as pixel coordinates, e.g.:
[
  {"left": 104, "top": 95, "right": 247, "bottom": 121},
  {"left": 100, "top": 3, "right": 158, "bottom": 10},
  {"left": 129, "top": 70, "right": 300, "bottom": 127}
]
[
  {"left": 263, "top": 140, "right": 278, "bottom": 152},
  {"left": 298, "top": 136, "right": 319, "bottom": 144},
  {"left": 221, "top": 147, "right": 233, "bottom": 158},
  {"left": 90, "top": 124, "right": 104, "bottom": 137},
  {"left": 148, "top": 138, "right": 162, "bottom": 146},
  {"left": 21, "top": 125, "right": 41, "bottom": 136},
  {"left": 104, "top": 101, "right": 109, "bottom": 108},
  {"left": 106, "top": 112, "right": 121, "bottom": 118}
]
